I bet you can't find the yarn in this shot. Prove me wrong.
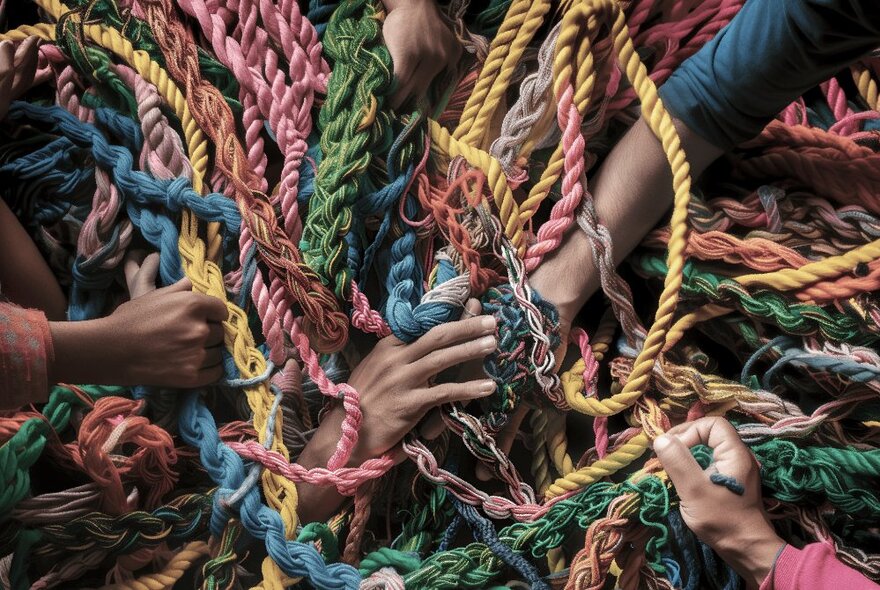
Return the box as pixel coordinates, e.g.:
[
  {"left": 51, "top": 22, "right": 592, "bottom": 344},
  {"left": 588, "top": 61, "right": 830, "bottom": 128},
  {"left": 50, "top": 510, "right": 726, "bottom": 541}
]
[{"left": 1, "top": 0, "right": 880, "bottom": 588}]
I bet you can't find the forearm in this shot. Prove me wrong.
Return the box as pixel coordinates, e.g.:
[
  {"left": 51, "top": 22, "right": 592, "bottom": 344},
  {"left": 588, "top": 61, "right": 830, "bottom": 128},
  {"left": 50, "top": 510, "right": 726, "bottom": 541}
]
[
  {"left": 295, "top": 408, "right": 349, "bottom": 523},
  {"left": 381, "top": 0, "right": 430, "bottom": 10},
  {"left": 0, "top": 199, "right": 67, "bottom": 320},
  {"left": 531, "top": 115, "right": 723, "bottom": 320}
]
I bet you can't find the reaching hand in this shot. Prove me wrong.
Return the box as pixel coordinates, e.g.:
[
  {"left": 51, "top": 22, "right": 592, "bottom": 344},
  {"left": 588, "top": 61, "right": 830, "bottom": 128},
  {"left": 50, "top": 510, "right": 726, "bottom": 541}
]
[
  {"left": 310, "top": 298, "right": 496, "bottom": 465},
  {"left": 49, "top": 253, "right": 228, "bottom": 388},
  {"left": 381, "top": 0, "right": 462, "bottom": 109},
  {"left": 0, "top": 37, "right": 39, "bottom": 120},
  {"left": 654, "top": 417, "right": 785, "bottom": 589}
]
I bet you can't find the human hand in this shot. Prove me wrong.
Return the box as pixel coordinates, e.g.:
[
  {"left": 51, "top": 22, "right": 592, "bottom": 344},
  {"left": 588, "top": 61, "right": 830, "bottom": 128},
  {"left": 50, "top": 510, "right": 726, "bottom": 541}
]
[
  {"left": 381, "top": 0, "right": 462, "bottom": 109},
  {"left": 49, "top": 259, "right": 228, "bottom": 388},
  {"left": 653, "top": 417, "right": 785, "bottom": 589},
  {"left": 0, "top": 37, "right": 39, "bottom": 120},
  {"left": 304, "top": 299, "right": 496, "bottom": 467}
]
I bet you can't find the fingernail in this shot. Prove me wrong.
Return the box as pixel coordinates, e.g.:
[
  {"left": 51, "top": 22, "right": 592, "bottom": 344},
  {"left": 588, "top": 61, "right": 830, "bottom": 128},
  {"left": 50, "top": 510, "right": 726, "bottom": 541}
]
[
  {"left": 479, "top": 335, "right": 496, "bottom": 351},
  {"left": 477, "top": 380, "right": 495, "bottom": 394},
  {"left": 652, "top": 435, "right": 670, "bottom": 452},
  {"left": 481, "top": 316, "right": 496, "bottom": 330}
]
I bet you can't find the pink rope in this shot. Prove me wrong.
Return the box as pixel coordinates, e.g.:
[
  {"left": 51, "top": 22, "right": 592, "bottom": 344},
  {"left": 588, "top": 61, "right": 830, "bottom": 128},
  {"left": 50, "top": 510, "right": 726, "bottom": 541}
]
[
  {"left": 524, "top": 81, "right": 587, "bottom": 270},
  {"left": 571, "top": 327, "right": 607, "bottom": 458},
  {"left": 227, "top": 440, "right": 393, "bottom": 496}
]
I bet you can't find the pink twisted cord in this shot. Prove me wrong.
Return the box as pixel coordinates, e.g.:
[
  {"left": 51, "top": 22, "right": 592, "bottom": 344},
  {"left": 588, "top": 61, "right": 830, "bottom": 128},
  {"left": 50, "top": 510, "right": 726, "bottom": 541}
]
[
  {"left": 227, "top": 440, "right": 393, "bottom": 496},
  {"left": 822, "top": 78, "right": 858, "bottom": 135},
  {"left": 780, "top": 98, "right": 809, "bottom": 126},
  {"left": 571, "top": 327, "right": 606, "bottom": 457},
  {"left": 116, "top": 65, "right": 193, "bottom": 181},
  {"left": 524, "top": 82, "right": 587, "bottom": 270},
  {"left": 54, "top": 65, "right": 134, "bottom": 270},
  {"left": 351, "top": 281, "right": 391, "bottom": 337}
]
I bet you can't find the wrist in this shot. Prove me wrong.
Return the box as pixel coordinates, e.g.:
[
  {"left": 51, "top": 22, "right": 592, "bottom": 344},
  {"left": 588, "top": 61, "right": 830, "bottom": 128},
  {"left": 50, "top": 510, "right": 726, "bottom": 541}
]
[
  {"left": 382, "top": 0, "right": 431, "bottom": 11},
  {"left": 48, "top": 318, "right": 112, "bottom": 384},
  {"left": 712, "top": 520, "right": 785, "bottom": 589}
]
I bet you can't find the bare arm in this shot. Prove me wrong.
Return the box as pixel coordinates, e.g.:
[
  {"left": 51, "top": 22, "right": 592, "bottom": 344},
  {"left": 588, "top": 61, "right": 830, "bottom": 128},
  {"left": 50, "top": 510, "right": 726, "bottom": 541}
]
[{"left": 530, "top": 116, "right": 724, "bottom": 327}]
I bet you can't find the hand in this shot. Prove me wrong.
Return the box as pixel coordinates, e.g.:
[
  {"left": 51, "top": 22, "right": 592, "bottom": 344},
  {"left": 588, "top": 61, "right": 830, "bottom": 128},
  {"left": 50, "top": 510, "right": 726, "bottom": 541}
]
[
  {"left": 0, "top": 37, "right": 39, "bottom": 120},
  {"left": 381, "top": 0, "right": 462, "bottom": 109},
  {"left": 310, "top": 299, "right": 496, "bottom": 465},
  {"left": 653, "top": 417, "right": 785, "bottom": 589},
  {"left": 49, "top": 263, "right": 228, "bottom": 387}
]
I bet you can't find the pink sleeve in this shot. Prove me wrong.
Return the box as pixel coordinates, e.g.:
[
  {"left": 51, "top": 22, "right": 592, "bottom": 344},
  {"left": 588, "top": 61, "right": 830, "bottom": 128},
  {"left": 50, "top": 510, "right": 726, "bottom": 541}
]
[
  {"left": 0, "top": 302, "right": 54, "bottom": 409},
  {"left": 760, "top": 542, "right": 880, "bottom": 590}
]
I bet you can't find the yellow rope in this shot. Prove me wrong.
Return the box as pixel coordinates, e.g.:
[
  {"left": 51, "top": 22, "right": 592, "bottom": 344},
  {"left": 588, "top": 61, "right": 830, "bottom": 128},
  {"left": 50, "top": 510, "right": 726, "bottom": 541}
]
[
  {"left": 430, "top": 119, "right": 528, "bottom": 256},
  {"left": 6, "top": 7, "right": 296, "bottom": 584},
  {"left": 453, "top": 0, "right": 551, "bottom": 148},
  {"left": 544, "top": 432, "right": 650, "bottom": 499},
  {"left": 520, "top": 12, "right": 606, "bottom": 224},
  {"left": 98, "top": 542, "right": 211, "bottom": 590},
  {"left": 852, "top": 63, "right": 880, "bottom": 111}
]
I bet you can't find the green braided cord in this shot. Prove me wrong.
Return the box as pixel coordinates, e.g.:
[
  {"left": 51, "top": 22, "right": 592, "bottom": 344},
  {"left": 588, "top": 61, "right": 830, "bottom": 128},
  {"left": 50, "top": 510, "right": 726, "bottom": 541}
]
[
  {"left": 392, "top": 483, "right": 453, "bottom": 555},
  {"left": 55, "top": 13, "right": 139, "bottom": 116},
  {"left": 301, "top": 0, "right": 394, "bottom": 298},
  {"left": 200, "top": 519, "right": 243, "bottom": 590},
  {"left": 0, "top": 385, "right": 122, "bottom": 517},
  {"left": 359, "top": 546, "right": 423, "bottom": 577},
  {"left": 635, "top": 255, "right": 875, "bottom": 345},
  {"left": 754, "top": 440, "right": 880, "bottom": 520},
  {"left": 30, "top": 491, "right": 213, "bottom": 555},
  {"left": 64, "top": 0, "right": 242, "bottom": 110},
  {"left": 369, "top": 440, "right": 880, "bottom": 589},
  {"left": 395, "top": 478, "right": 670, "bottom": 589},
  {"left": 299, "top": 521, "right": 342, "bottom": 563}
]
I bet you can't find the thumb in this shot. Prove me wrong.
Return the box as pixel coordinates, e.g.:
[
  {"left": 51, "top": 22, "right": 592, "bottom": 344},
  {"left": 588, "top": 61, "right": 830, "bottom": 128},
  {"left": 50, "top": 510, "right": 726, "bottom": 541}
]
[
  {"left": 653, "top": 434, "right": 705, "bottom": 502},
  {"left": 155, "top": 277, "right": 193, "bottom": 295}
]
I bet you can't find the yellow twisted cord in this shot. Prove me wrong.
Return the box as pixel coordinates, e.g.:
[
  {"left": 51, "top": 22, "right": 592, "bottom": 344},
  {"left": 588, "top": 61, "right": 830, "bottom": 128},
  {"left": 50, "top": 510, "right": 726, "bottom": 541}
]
[
  {"left": 665, "top": 235, "right": 880, "bottom": 351},
  {"left": 546, "top": 0, "right": 693, "bottom": 419},
  {"left": 16, "top": 4, "right": 297, "bottom": 583},
  {"left": 98, "top": 542, "right": 211, "bottom": 590},
  {"left": 453, "top": 0, "right": 550, "bottom": 148},
  {"left": 544, "top": 432, "right": 650, "bottom": 499},
  {"left": 520, "top": 13, "right": 605, "bottom": 223},
  {"left": 430, "top": 119, "right": 527, "bottom": 256},
  {"left": 852, "top": 63, "right": 880, "bottom": 111},
  {"left": 735, "top": 237, "right": 880, "bottom": 290}
]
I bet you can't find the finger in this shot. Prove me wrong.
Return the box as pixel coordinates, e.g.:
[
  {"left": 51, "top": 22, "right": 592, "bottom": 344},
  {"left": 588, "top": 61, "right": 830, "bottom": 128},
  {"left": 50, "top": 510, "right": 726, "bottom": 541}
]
[
  {"left": 12, "top": 36, "right": 38, "bottom": 96},
  {"left": 195, "top": 294, "right": 229, "bottom": 323},
  {"left": 652, "top": 433, "right": 706, "bottom": 502},
  {"left": 409, "top": 65, "right": 441, "bottom": 102},
  {"left": 666, "top": 417, "right": 743, "bottom": 453},
  {"left": 418, "top": 409, "right": 446, "bottom": 441},
  {"left": 201, "top": 345, "right": 223, "bottom": 369},
  {"left": 476, "top": 405, "right": 528, "bottom": 481},
  {"left": 195, "top": 364, "right": 224, "bottom": 386},
  {"left": 206, "top": 322, "right": 225, "bottom": 347},
  {"left": 411, "top": 332, "right": 495, "bottom": 378},
  {"left": 421, "top": 378, "right": 495, "bottom": 407},
  {"left": 136, "top": 253, "right": 161, "bottom": 292},
  {"left": 154, "top": 277, "right": 193, "bottom": 295},
  {"left": 459, "top": 298, "right": 481, "bottom": 320},
  {"left": 407, "top": 314, "right": 496, "bottom": 361},
  {"left": 123, "top": 251, "right": 146, "bottom": 292},
  {"left": 0, "top": 41, "right": 14, "bottom": 119}
]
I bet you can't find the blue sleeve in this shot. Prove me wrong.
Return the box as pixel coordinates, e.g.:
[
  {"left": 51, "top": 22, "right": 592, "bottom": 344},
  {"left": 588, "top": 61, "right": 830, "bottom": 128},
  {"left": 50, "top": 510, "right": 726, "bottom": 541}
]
[{"left": 657, "top": 0, "right": 880, "bottom": 150}]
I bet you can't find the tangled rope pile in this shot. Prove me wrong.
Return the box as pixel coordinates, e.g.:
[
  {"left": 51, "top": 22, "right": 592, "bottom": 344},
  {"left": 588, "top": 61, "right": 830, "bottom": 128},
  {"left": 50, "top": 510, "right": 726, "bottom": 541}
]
[{"left": 1, "top": 0, "right": 879, "bottom": 588}]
